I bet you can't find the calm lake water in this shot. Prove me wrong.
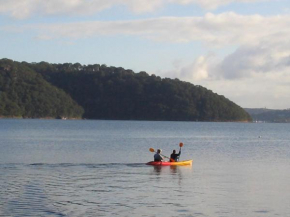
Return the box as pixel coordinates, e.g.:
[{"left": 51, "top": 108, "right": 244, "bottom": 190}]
[{"left": 0, "top": 119, "right": 290, "bottom": 217}]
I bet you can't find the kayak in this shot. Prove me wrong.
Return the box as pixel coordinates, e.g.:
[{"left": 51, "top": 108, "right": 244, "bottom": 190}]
[{"left": 146, "top": 160, "right": 193, "bottom": 166}]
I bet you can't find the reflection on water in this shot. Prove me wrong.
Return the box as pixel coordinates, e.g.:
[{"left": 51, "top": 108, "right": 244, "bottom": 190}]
[
  {"left": 152, "top": 164, "right": 192, "bottom": 175},
  {"left": 153, "top": 165, "right": 162, "bottom": 174},
  {"left": 151, "top": 165, "right": 193, "bottom": 188}
]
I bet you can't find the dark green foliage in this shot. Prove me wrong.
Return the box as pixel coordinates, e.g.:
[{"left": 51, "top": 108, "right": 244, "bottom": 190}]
[
  {"left": 0, "top": 58, "right": 251, "bottom": 121},
  {"left": 29, "top": 60, "right": 251, "bottom": 122},
  {"left": 0, "top": 59, "right": 84, "bottom": 118}
]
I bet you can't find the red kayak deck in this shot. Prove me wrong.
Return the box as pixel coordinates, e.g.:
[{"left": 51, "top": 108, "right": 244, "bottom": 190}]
[{"left": 146, "top": 160, "right": 193, "bottom": 166}]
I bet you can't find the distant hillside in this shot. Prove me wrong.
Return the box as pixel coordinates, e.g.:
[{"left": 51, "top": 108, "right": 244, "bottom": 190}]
[
  {"left": 245, "top": 108, "right": 290, "bottom": 123},
  {"left": 0, "top": 58, "right": 251, "bottom": 121}
]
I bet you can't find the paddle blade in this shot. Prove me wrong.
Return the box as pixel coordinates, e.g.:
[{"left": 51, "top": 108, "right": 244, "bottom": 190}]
[
  {"left": 179, "top": 142, "right": 184, "bottom": 147},
  {"left": 149, "top": 148, "right": 155, "bottom": 152}
]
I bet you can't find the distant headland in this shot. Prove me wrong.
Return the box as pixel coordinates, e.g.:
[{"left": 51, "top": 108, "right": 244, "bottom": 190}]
[{"left": 245, "top": 108, "right": 290, "bottom": 123}]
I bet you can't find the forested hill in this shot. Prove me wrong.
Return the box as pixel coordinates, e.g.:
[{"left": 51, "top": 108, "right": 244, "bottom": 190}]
[
  {"left": 0, "top": 59, "right": 84, "bottom": 118},
  {"left": 0, "top": 58, "right": 252, "bottom": 121}
]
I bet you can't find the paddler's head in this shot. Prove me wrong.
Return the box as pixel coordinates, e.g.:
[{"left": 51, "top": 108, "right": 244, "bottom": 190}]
[
  {"left": 157, "top": 149, "right": 161, "bottom": 153},
  {"left": 172, "top": 150, "right": 176, "bottom": 154}
]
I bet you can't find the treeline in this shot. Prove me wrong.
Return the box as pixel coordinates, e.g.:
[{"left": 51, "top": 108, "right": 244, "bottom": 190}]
[{"left": 0, "top": 58, "right": 252, "bottom": 121}]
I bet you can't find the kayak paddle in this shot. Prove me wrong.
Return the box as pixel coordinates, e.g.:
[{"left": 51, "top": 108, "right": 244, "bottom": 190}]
[{"left": 177, "top": 142, "right": 183, "bottom": 161}]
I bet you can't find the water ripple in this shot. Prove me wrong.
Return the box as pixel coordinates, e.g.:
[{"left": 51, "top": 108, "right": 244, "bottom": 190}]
[{"left": 0, "top": 163, "right": 195, "bottom": 217}]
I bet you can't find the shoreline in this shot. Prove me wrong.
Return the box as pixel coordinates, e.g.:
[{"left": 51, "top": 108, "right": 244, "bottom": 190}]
[{"left": 0, "top": 116, "right": 255, "bottom": 123}]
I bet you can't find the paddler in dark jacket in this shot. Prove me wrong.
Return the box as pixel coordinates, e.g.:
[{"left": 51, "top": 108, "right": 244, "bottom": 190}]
[
  {"left": 154, "top": 149, "right": 164, "bottom": 162},
  {"left": 170, "top": 149, "right": 181, "bottom": 162}
]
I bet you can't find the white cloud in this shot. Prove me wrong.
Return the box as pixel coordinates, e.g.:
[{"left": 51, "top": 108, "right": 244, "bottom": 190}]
[
  {"left": 161, "top": 39, "right": 290, "bottom": 109},
  {"left": 169, "top": 55, "right": 290, "bottom": 109},
  {"left": 0, "top": 0, "right": 119, "bottom": 19},
  {"left": 0, "top": 0, "right": 270, "bottom": 18},
  {"left": 170, "top": 0, "right": 268, "bottom": 10},
  {"left": 164, "top": 55, "right": 215, "bottom": 81},
  {"left": 216, "top": 43, "right": 290, "bottom": 80},
  {"left": 5, "top": 12, "right": 290, "bottom": 81},
  {"left": 4, "top": 12, "right": 290, "bottom": 76},
  {"left": 17, "top": 12, "right": 289, "bottom": 46},
  {"left": 200, "top": 75, "right": 290, "bottom": 109},
  {"left": 0, "top": 0, "right": 37, "bottom": 19},
  {"left": 167, "top": 40, "right": 290, "bottom": 82}
]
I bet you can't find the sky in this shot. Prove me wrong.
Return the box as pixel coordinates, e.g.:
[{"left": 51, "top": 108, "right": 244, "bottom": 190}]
[{"left": 1, "top": 0, "right": 290, "bottom": 109}]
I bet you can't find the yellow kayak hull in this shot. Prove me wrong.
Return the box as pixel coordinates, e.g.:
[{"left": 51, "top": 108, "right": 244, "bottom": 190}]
[{"left": 146, "top": 159, "right": 193, "bottom": 166}]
